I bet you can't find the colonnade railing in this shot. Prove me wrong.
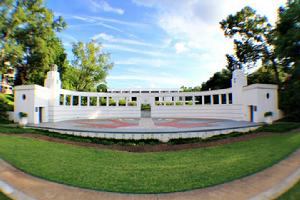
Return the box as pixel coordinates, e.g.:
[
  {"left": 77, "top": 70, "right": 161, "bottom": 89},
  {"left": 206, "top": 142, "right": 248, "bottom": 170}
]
[{"left": 57, "top": 88, "right": 234, "bottom": 107}]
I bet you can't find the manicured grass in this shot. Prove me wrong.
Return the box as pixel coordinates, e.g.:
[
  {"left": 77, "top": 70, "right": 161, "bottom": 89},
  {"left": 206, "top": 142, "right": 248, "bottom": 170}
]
[
  {"left": 278, "top": 180, "right": 300, "bottom": 200},
  {"left": 0, "top": 192, "right": 10, "bottom": 200},
  {"left": 1, "top": 132, "right": 300, "bottom": 193}
]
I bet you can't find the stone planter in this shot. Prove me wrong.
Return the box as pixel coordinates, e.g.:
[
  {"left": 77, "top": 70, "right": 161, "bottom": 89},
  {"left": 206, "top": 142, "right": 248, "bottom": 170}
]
[
  {"left": 265, "top": 116, "right": 273, "bottom": 124},
  {"left": 19, "top": 117, "right": 28, "bottom": 127}
]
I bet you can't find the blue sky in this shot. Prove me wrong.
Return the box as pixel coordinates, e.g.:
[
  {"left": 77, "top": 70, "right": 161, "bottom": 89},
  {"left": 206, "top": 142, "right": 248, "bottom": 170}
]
[{"left": 45, "top": 0, "right": 286, "bottom": 89}]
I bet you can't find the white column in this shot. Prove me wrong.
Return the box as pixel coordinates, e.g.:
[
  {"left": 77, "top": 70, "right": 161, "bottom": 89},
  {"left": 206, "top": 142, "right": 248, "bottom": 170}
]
[{"left": 226, "top": 93, "right": 229, "bottom": 104}]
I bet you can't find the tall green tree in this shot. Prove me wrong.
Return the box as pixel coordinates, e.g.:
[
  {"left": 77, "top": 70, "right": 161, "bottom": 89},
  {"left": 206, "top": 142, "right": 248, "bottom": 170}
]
[
  {"left": 0, "top": 0, "right": 67, "bottom": 85},
  {"left": 275, "top": 0, "right": 300, "bottom": 68},
  {"left": 275, "top": 0, "right": 300, "bottom": 120},
  {"left": 220, "top": 6, "right": 281, "bottom": 85},
  {"left": 63, "top": 42, "right": 113, "bottom": 92},
  {"left": 200, "top": 69, "right": 232, "bottom": 91}
]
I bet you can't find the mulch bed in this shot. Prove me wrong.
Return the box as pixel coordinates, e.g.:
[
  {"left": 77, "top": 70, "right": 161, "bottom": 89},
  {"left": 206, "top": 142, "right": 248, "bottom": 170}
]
[{"left": 0, "top": 132, "right": 276, "bottom": 153}]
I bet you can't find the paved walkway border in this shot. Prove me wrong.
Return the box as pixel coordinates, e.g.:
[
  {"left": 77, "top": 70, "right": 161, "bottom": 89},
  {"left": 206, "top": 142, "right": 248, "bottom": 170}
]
[{"left": 1, "top": 147, "right": 300, "bottom": 200}]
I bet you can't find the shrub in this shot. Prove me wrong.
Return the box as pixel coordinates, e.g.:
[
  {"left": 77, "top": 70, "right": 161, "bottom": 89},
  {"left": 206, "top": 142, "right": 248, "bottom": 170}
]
[
  {"left": 109, "top": 99, "right": 116, "bottom": 106},
  {"left": 0, "top": 94, "right": 14, "bottom": 121},
  {"left": 128, "top": 101, "right": 137, "bottom": 106},
  {"left": 185, "top": 101, "right": 193, "bottom": 105},
  {"left": 119, "top": 99, "right": 126, "bottom": 106},
  {"left": 176, "top": 102, "right": 183, "bottom": 106},
  {"left": 165, "top": 102, "right": 174, "bottom": 106},
  {"left": 155, "top": 102, "right": 164, "bottom": 106},
  {"left": 264, "top": 111, "right": 273, "bottom": 117},
  {"left": 141, "top": 104, "right": 151, "bottom": 110},
  {"left": 19, "top": 112, "right": 28, "bottom": 118}
]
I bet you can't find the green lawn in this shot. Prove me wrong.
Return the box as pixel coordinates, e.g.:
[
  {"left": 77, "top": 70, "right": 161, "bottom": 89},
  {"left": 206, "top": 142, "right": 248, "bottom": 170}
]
[
  {"left": 0, "top": 132, "right": 300, "bottom": 193},
  {"left": 278, "top": 180, "right": 300, "bottom": 200},
  {"left": 0, "top": 192, "right": 10, "bottom": 200}
]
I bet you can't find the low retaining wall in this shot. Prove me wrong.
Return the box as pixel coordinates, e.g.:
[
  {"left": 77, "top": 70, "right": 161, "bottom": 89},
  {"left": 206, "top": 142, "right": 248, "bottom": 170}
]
[
  {"left": 48, "top": 106, "right": 141, "bottom": 122},
  {"left": 33, "top": 125, "right": 260, "bottom": 142},
  {"left": 151, "top": 104, "right": 245, "bottom": 121}
]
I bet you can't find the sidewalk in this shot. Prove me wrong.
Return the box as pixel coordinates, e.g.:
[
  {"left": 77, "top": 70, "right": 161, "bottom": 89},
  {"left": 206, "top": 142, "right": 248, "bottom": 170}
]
[{"left": 1, "top": 148, "right": 300, "bottom": 200}]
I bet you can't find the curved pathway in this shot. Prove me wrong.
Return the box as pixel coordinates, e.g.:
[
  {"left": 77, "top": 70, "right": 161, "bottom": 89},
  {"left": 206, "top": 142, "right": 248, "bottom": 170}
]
[{"left": 1, "top": 149, "right": 300, "bottom": 200}]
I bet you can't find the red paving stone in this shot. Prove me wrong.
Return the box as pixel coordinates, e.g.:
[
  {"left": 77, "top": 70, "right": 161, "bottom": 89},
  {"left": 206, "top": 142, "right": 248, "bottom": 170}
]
[
  {"left": 77, "top": 119, "right": 138, "bottom": 128},
  {"left": 155, "top": 119, "right": 212, "bottom": 128}
]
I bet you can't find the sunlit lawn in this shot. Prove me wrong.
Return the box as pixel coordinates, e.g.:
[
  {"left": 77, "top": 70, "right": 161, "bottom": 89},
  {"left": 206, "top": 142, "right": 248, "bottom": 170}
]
[{"left": 0, "top": 131, "right": 300, "bottom": 193}]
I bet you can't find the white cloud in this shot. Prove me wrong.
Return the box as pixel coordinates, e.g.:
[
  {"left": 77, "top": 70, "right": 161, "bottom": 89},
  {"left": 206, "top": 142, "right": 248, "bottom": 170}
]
[
  {"left": 132, "top": 0, "right": 287, "bottom": 74},
  {"left": 107, "top": 74, "right": 191, "bottom": 87},
  {"left": 71, "top": 15, "right": 147, "bottom": 28},
  {"left": 103, "top": 43, "right": 166, "bottom": 57},
  {"left": 88, "top": 0, "right": 124, "bottom": 15},
  {"left": 115, "top": 57, "right": 170, "bottom": 68},
  {"left": 91, "top": 33, "right": 156, "bottom": 47},
  {"left": 174, "top": 42, "right": 188, "bottom": 53}
]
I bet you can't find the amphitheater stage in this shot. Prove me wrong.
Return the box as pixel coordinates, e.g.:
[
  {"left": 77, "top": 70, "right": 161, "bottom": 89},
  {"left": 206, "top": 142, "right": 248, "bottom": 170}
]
[{"left": 32, "top": 118, "right": 260, "bottom": 133}]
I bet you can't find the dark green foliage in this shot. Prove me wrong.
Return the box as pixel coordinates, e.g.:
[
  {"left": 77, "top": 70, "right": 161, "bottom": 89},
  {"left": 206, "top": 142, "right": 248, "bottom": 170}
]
[
  {"left": 200, "top": 69, "right": 232, "bottom": 91},
  {"left": 0, "top": 0, "right": 68, "bottom": 86},
  {"left": 275, "top": 0, "right": 300, "bottom": 121},
  {"left": 18, "top": 112, "right": 28, "bottom": 118},
  {"left": 220, "top": 6, "right": 281, "bottom": 85},
  {"left": 256, "top": 122, "right": 300, "bottom": 132},
  {"left": 275, "top": 0, "right": 300, "bottom": 68},
  {"left": 96, "top": 83, "right": 108, "bottom": 92},
  {"left": 0, "top": 94, "right": 13, "bottom": 121},
  {"left": 141, "top": 104, "right": 151, "bottom": 110},
  {"left": 280, "top": 67, "right": 300, "bottom": 121},
  {"left": 278, "top": 179, "right": 300, "bottom": 200},
  {"left": 35, "top": 131, "right": 161, "bottom": 146},
  {"left": 0, "top": 192, "right": 11, "bottom": 200},
  {"left": 248, "top": 66, "right": 278, "bottom": 85},
  {"left": 168, "top": 132, "right": 249, "bottom": 145}
]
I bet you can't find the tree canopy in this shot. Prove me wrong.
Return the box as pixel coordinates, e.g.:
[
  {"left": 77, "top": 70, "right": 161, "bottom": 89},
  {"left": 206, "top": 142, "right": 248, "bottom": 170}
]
[
  {"left": 220, "top": 6, "right": 281, "bottom": 85},
  {"left": 63, "top": 42, "right": 113, "bottom": 92},
  {"left": 0, "top": 0, "right": 67, "bottom": 85},
  {"left": 275, "top": 0, "right": 300, "bottom": 68},
  {"left": 276, "top": 0, "right": 300, "bottom": 120}
]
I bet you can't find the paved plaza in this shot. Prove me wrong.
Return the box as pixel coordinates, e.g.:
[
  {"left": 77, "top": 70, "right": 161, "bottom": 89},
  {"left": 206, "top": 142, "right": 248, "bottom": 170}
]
[{"left": 33, "top": 118, "right": 258, "bottom": 133}]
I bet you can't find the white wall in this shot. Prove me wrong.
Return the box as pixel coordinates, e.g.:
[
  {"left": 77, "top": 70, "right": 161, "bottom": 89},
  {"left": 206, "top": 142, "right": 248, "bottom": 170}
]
[
  {"left": 14, "top": 85, "right": 49, "bottom": 124},
  {"left": 152, "top": 104, "right": 245, "bottom": 120},
  {"left": 13, "top": 69, "right": 281, "bottom": 124},
  {"left": 48, "top": 106, "right": 140, "bottom": 122},
  {"left": 243, "top": 84, "right": 279, "bottom": 122}
]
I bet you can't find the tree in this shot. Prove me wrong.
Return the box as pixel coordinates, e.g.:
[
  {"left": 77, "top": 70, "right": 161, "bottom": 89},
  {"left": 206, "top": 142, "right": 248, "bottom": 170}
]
[
  {"left": 275, "top": 0, "right": 300, "bottom": 68},
  {"left": 248, "top": 66, "right": 277, "bottom": 85},
  {"left": 0, "top": 0, "right": 67, "bottom": 85},
  {"left": 220, "top": 6, "right": 281, "bottom": 85},
  {"left": 275, "top": 0, "right": 300, "bottom": 120},
  {"left": 180, "top": 85, "right": 201, "bottom": 92},
  {"left": 200, "top": 69, "right": 232, "bottom": 91},
  {"left": 97, "top": 83, "right": 108, "bottom": 92},
  {"left": 64, "top": 42, "right": 113, "bottom": 92}
]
